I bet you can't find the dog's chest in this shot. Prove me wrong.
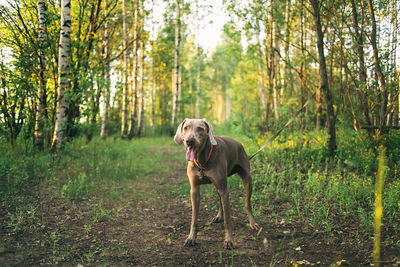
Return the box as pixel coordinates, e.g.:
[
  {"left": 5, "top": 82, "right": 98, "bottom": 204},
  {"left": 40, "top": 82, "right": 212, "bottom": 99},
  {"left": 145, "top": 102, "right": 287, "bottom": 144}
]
[{"left": 198, "top": 168, "right": 212, "bottom": 184}]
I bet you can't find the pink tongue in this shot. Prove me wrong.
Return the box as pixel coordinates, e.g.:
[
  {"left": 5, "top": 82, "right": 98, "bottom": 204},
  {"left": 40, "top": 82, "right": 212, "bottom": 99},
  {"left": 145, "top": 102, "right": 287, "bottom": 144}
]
[{"left": 186, "top": 147, "right": 195, "bottom": 162}]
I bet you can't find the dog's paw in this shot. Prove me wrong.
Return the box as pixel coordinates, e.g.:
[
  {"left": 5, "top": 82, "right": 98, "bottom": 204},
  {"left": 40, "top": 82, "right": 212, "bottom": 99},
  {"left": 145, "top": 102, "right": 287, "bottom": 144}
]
[
  {"left": 211, "top": 215, "right": 223, "bottom": 223},
  {"left": 249, "top": 217, "right": 260, "bottom": 230},
  {"left": 184, "top": 237, "right": 196, "bottom": 247},
  {"left": 223, "top": 240, "right": 234, "bottom": 250},
  {"left": 250, "top": 221, "right": 260, "bottom": 231}
]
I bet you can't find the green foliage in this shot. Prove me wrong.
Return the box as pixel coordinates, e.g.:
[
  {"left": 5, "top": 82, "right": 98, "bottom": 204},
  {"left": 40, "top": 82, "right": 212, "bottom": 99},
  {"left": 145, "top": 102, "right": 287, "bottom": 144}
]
[
  {"left": 222, "top": 127, "right": 400, "bottom": 233},
  {"left": 0, "top": 138, "right": 52, "bottom": 202},
  {"left": 54, "top": 136, "right": 177, "bottom": 200}
]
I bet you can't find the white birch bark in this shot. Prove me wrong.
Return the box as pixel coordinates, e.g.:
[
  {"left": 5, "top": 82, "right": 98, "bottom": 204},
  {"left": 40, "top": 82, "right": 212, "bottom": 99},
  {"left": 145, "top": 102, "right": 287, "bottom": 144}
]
[
  {"left": 271, "top": 1, "right": 280, "bottom": 120},
  {"left": 280, "top": 0, "right": 291, "bottom": 103},
  {"left": 52, "top": 0, "right": 71, "bottom": 149},
  {"left": 188, "top": 55, "right": 194, "bottom": 117},
  {"left": 177, "top": 2, "right": 184, "bottom": 121},
  {"left": 196, "top": 46, "right": 201, "bottom": 118},
  {"left": 121, "top": 0, "right": 129, "bottom": 137},
  {"left": 171, "top": 0, "right": 180, "bottom": 127},
  {"left": 225, "top": 92, "right": 231, "bottom": 121},
  {"left": 138, "top": 1, "right": 145, "bottom": 136},
  {"left": 100, "top": 0, "right": 110, "bottom": 139},
  {"left": 195, "top": 0, "right": 201, "bottom": 118},
  {"left": 150, "top": 57, "right": 155, "bottom": 136},
  {"left": 34, "top": 0, "right": 47, "bottom": 149},
  {"left": 255, "top": 3, "right": 266, "bottom": 113},
  {"left": 128, "top": 1, "right": 139, "bottom": 138}
]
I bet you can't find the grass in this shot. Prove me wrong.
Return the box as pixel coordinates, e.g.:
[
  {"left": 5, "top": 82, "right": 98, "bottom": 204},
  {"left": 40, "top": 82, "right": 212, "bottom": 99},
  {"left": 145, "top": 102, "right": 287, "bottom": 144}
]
[
  {"left": 0, "top": 135, "right": 185, "bottom": 265},
  {"left": 1, "top": 127, "right": 400, "bottom": 265},
  {"left": 234, "top": 128, "right": 400, "bottom": 239}
]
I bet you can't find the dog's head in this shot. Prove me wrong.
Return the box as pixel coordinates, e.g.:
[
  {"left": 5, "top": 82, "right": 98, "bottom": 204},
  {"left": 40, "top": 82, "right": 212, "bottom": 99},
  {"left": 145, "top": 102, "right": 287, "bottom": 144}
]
[{"left": 173, "top": 118, "right": 217, "bottom": 161}]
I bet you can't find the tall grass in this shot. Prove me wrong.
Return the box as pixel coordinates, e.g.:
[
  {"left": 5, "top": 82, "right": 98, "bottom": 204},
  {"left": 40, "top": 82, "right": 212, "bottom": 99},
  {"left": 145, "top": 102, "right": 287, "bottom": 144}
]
[
  {"left": 219, "top": 127, "right": 400, "bottom": 234},
  {"left": 2, "top": 128, "right": 399, "bottom": 242},
  {"left": 1, "top": 136, "right": 180, "bottom": 203},
  {"left": 55, "top": 136, "right": 180, "bottom": 200}
]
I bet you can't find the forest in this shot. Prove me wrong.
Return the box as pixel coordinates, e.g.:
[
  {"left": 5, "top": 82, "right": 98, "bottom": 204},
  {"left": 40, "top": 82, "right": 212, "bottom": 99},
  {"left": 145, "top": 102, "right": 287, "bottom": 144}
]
[{"left": 1, "top": 0, "right": 400, "bottom": 265}]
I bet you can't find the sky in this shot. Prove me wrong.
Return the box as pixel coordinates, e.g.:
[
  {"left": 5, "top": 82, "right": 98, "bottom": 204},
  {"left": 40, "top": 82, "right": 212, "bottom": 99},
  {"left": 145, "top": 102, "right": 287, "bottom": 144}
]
[
  {"left": 147, "top": 0, "right": 231, "bottom": 56},
  {"left": 195, "top": 0, "right": 231, "bottom": 54}
]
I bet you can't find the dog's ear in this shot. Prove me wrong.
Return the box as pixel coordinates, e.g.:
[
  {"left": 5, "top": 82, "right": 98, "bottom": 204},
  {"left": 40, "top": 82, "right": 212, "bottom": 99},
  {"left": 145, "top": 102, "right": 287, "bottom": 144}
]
[
  {"left": 173, "top": 119, "right": 187, "bottom": 145},
  {"left": 202, "top": 119, "right": 217, "bottom": 145}
]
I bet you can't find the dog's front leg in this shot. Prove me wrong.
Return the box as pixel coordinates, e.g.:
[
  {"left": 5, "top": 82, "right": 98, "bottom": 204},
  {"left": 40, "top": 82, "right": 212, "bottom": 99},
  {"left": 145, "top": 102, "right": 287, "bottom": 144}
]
[
  {"left": 185, "top": 182, "right": 200, "bottom": 246},
  {"left": 218, "top": 187, "right": 234, "bottom": 249}
]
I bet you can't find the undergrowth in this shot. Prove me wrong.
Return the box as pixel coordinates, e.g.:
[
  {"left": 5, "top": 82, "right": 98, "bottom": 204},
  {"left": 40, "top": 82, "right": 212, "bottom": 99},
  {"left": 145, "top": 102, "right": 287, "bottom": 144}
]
[
  {"left": 1, "top": 128, "right": 400, "bottom": 253},
  {"left": 235, "top": 128, "right": 400, "bottom": 241}
]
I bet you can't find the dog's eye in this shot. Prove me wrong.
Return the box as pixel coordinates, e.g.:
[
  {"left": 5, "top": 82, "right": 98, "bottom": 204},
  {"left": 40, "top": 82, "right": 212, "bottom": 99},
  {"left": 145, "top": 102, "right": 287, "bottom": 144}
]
[
  {"left": 184, "top": 125, "right": 190, "bottom": 131},
  {"left": 196, "top": 127, "right": 205, "bottom": 132}
]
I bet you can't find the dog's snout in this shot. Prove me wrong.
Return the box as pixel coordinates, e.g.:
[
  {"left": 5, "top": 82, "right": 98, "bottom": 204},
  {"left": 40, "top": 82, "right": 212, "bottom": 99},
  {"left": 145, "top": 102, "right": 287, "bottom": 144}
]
[{"left": 186, "top": 138, "right": 195, "bottom": 147}]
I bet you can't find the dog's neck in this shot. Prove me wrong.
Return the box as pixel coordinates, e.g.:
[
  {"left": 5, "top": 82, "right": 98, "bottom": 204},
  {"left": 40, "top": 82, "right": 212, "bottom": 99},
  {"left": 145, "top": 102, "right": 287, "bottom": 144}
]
[{"left": 196, "top": 137, "right": 212, "bottom": 167}]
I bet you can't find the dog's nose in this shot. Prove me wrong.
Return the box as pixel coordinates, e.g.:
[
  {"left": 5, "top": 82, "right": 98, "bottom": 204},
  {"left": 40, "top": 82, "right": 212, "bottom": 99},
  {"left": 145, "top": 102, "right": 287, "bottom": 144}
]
[{"left": 186, "top": 138, "right": 195, "bottom": 147}]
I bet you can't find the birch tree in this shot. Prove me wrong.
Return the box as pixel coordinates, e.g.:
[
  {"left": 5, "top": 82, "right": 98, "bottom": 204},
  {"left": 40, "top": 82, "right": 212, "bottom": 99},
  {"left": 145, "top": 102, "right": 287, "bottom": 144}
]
[
  {"left": 271, "top": 1, "right": 280, "bottom": 120},
  {"left": 138, "top": 0, "right": 146, "bottom": 136},
  {"left": 254, "top": 1, "right": 267, "bottom": 121},
  {"left": 196, "top": 45, "right": 201, "bottom": 118},
  {"left": 128, "top": 0, "right": 139, "bottom": 138},
  {"left": 121, "top": 0, "right": 129, "bottom": 138},
  {"left": 100, "top": 0, "right": 111, "bottom": 139},
  {"left": 150, "top": 56, "right": 155, "bottom": 136},
  {"left": 171, "top": 0, "right": 182, "bottom": 128},
  {"left": 194, "top": 0, "right": 202, "bottom": 118},
  {"left": 177, "top": 8, "right": 184, "bottom": 122},
  {"left": 34, "top": 0, "right": 47, "bottom": 149},
  {"left": 280, "top": 0, "right": 291, "bottom": 103},
  {"left": 52, "top": 0, "right": 72, "bottom": 150}
]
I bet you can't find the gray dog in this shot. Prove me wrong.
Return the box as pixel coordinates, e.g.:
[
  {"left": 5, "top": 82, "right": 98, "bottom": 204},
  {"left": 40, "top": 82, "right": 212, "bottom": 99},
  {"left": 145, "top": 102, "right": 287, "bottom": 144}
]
[{"left": 174, "top": 118, "right": 259, "bottom": 249}]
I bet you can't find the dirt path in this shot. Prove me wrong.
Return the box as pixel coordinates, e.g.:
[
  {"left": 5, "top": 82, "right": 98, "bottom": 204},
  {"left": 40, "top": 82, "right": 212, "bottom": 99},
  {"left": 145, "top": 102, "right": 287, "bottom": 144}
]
[{"left": 1, "top": 143, "right": 398, "bottom": 266}]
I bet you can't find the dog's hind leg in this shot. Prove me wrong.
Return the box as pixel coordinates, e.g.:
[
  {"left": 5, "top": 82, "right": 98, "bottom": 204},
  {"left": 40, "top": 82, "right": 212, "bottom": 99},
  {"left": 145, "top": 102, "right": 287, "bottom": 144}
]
[
  {"left": 239, "top": 169, "right": 260, "bottom": 230},
  {"left": 212, "top": 193, "right": 224, "bottom": 223}
]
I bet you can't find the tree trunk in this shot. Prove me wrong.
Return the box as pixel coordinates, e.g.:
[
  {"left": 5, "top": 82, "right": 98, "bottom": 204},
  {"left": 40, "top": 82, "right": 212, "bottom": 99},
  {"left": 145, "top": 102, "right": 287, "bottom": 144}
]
[
  {"left": 121, "top": 0, "right": 129, "bottom": 138},
  {"left": 171, "top": 0, "right": 181, "bottom": 128},
  {"left": 67, "top": 0, "right": 102, "bottom": 138},
  {"left": 128, "top": 1, "right": 139, "bottom": 138},
  {"left": 261, "top": 1, "right": 271, "bottom": 125},
  {"left": 34, "top": 0, "right": 47, "bottom": 149},
  {"left": 315, "top": 0, "right": 322, "bottom": 130},
  {"left": 271, "top": 1, "right": 280, "bottom": 120},
  {"left": 350, "top": 0, "right": 372, "bottom": 132},
  {"left": 138, "top": 1, "right": 145, "bottom": 137},
  {"left": 195, "top": 0, "right": 201, "bottom": 119},
  {"left": 226, "top": 92, "right": 231, "bottom": 121},
  {"left": 392, "top": 0, "right": 399, "bottom": 126},
  {"left": 367, "top": 0, "right": 388, "bottom": 130},
  {"left": 280, "top": 0, "right": 291, "bottom": 104},
  {"left": 257, "top": 43, "right": 266, "bottom": 112},
  {"left": 177, "top": 2, "right": 184, "bottom": 121},
  {"left": 299, "top": 0, "right": 306, "bottom": 129},
  {"left": 311, "top": 0, "right": 336, "bottom": 157},
  {"left": 150, "top": 56, "right": 155, "bottom": 136},
  {"left": 188, "top": 55, "right": 194, "bottom": 117},
  {"left": 196, "top": 46, "right": 201, "bottom": 118},
  {"left": 52, "top": 0, "right": 71, "bottom": 150},
  {"left": 100, "top": 0, "right": 110, "bottom": 139},
  {"left": 255, "top": 1, "right": 266, "bottom": 120}
]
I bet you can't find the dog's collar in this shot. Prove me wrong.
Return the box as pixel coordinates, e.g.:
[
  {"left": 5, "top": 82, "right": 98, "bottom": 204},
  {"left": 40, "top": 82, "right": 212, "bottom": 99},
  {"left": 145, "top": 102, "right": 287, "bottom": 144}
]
[{"left": 194, "top": 144, "right": 213, "bottom": 170}]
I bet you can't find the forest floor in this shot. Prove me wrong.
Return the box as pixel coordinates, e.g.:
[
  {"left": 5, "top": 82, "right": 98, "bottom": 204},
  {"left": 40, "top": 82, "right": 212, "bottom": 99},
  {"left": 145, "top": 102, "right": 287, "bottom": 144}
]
[{"left": 1, "top": 137, "right": 399, "bottom": 266}]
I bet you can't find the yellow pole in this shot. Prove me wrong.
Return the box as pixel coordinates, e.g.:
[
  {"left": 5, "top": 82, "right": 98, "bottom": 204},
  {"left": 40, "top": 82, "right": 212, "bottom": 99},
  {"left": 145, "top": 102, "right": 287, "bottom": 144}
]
[{"left": 373, "top": 146, "right": 386, "bottom": 267}]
